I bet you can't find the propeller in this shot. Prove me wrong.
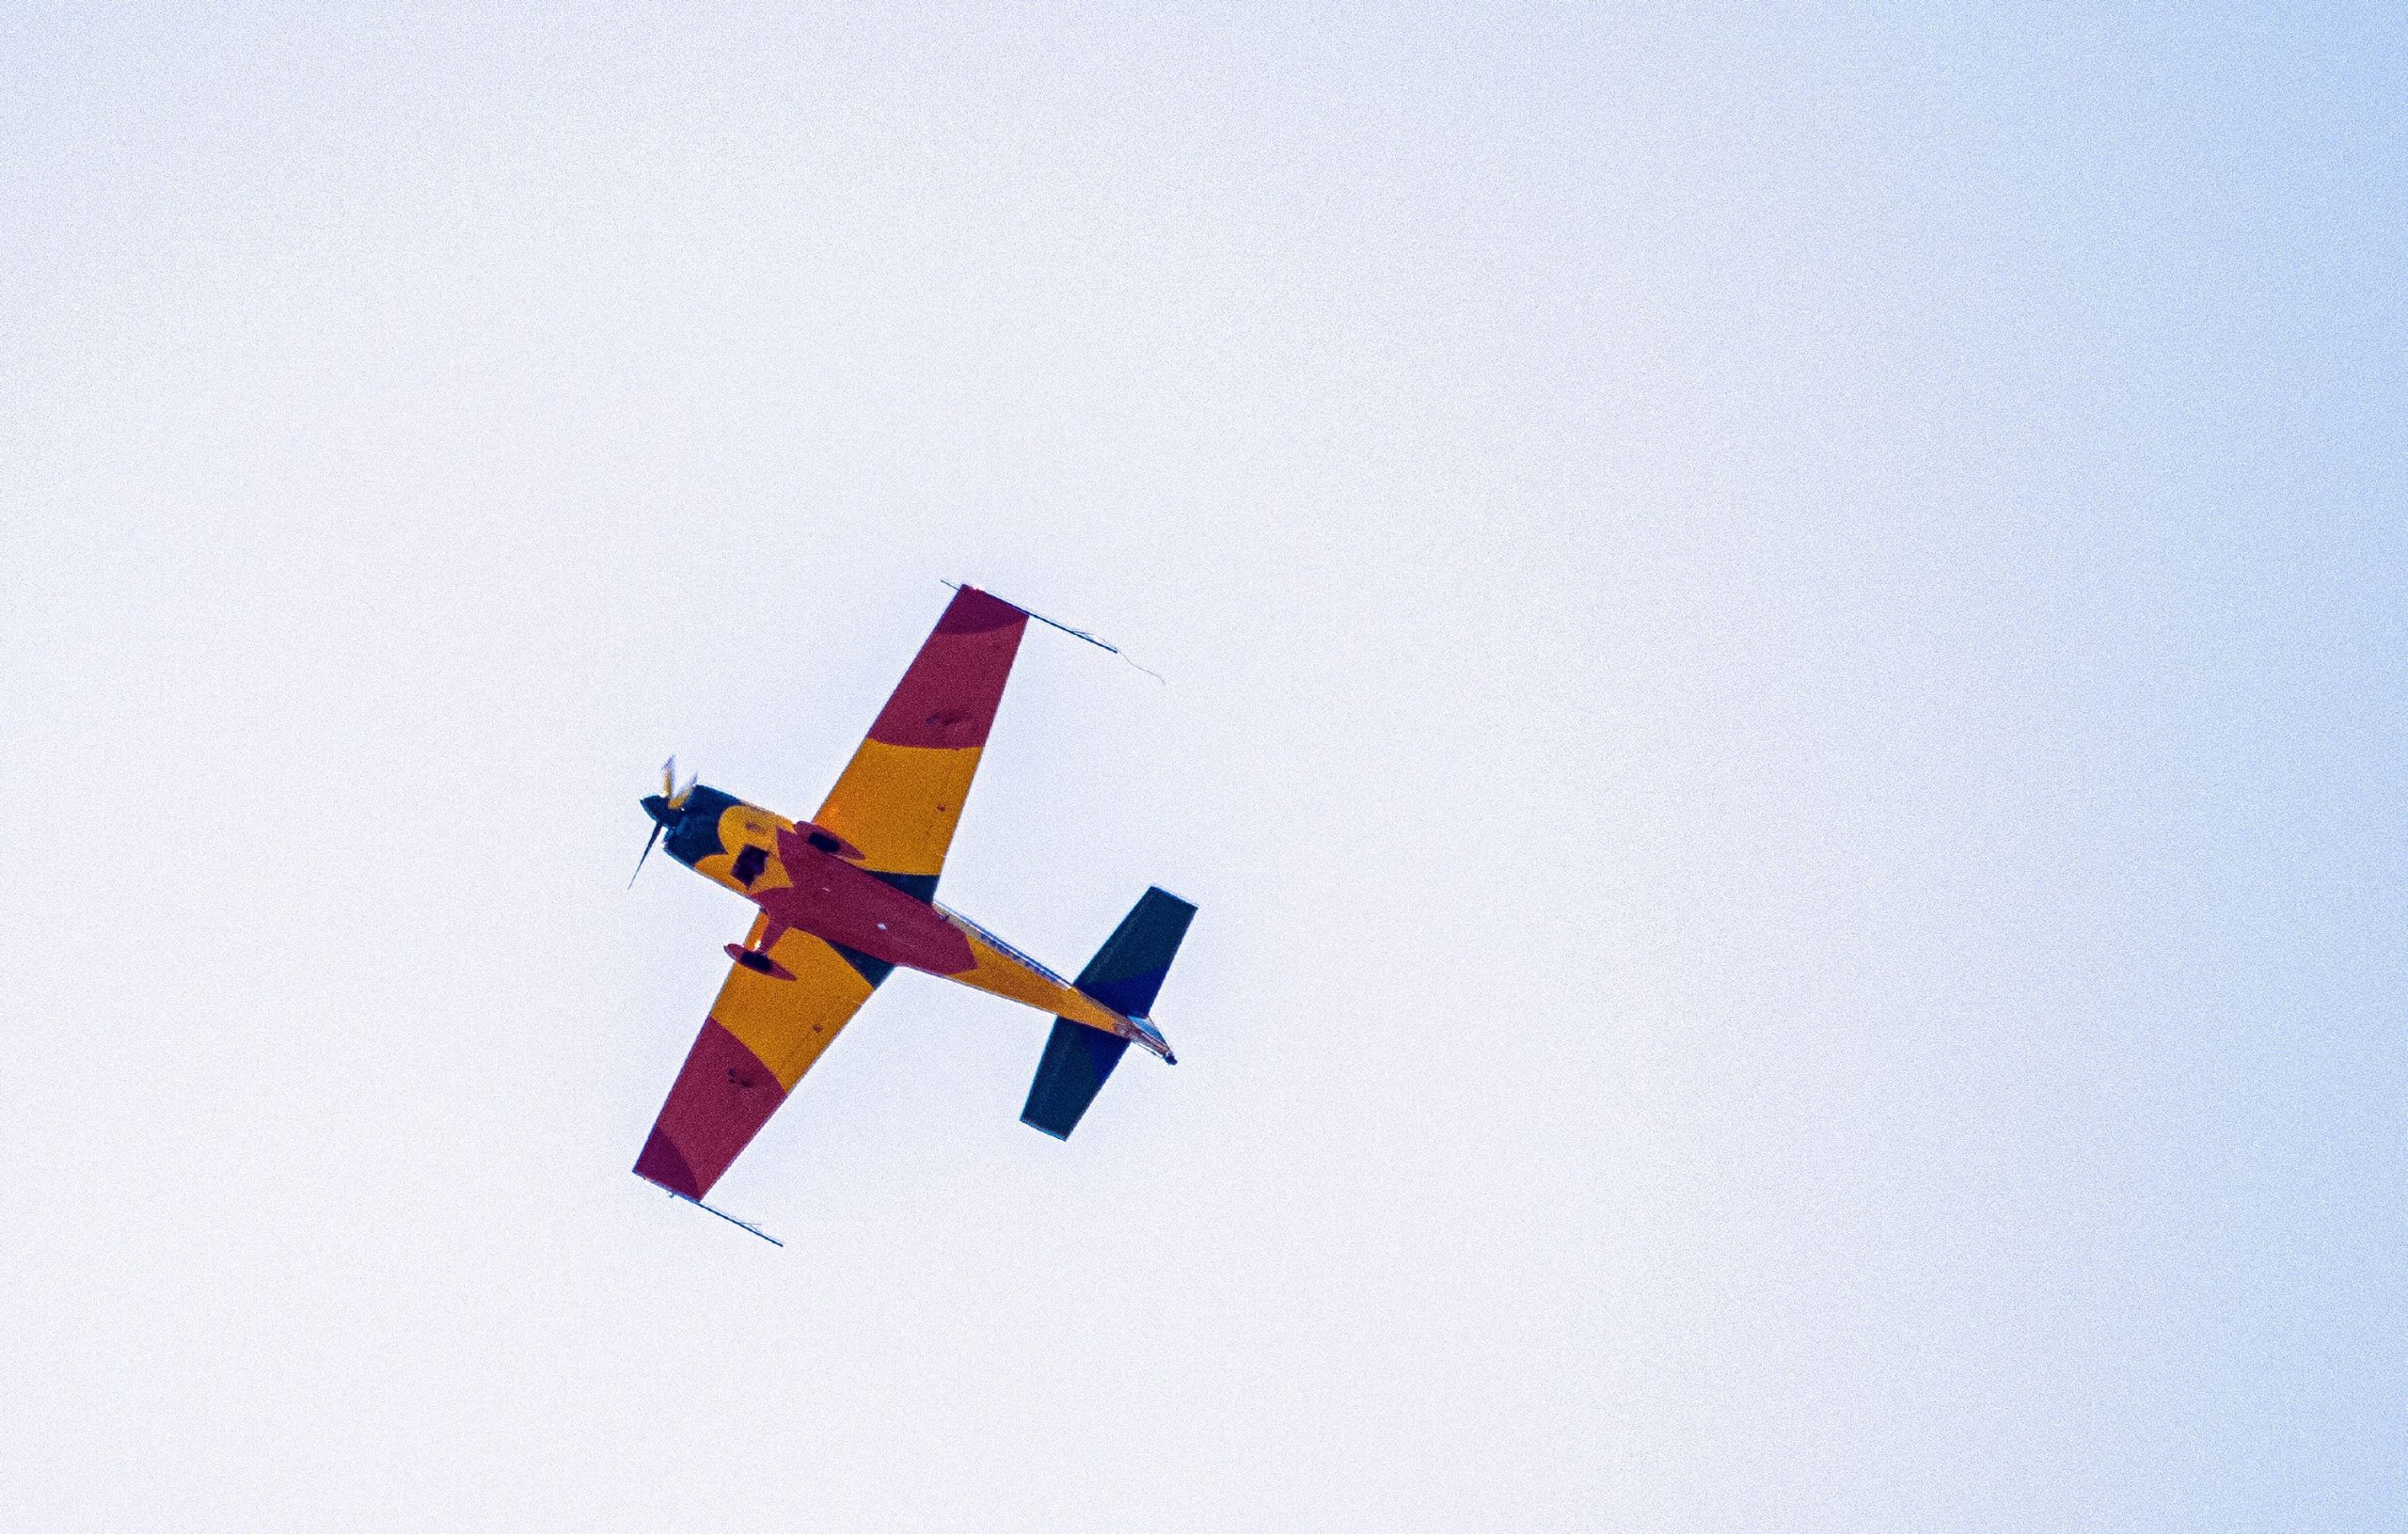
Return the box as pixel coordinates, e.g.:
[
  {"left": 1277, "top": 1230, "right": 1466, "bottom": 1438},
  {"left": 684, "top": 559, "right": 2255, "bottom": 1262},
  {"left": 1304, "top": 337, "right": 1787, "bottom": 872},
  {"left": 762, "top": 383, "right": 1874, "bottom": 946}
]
[{"left": 630, "top": 756, "right": 698, "bottom": 887}]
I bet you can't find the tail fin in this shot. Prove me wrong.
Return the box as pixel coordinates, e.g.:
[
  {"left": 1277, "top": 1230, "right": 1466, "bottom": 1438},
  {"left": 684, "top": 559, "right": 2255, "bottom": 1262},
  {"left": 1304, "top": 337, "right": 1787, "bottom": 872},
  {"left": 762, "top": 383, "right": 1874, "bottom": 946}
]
[{"left": 1022, "top": 888, "right": 1196, "bottom": 1139}]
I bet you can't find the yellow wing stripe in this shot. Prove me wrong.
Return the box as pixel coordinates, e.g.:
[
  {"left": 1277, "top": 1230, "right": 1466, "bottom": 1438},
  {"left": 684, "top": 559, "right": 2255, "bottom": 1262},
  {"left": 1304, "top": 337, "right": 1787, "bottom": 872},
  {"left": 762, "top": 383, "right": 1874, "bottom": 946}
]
[
  {"left": 815, "top": 740, "right": 985, "bottom": 878},
  {"left": 709, "top": 913, "right": 878, "bottom": 1091}
]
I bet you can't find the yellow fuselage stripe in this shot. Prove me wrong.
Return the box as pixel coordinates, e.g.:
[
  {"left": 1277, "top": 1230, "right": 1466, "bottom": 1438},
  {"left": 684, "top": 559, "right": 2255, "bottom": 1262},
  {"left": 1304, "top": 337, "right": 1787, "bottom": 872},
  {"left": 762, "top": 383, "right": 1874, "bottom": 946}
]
[{"left": 695, "top": 799, "right": 1141, "bottom": 1046}]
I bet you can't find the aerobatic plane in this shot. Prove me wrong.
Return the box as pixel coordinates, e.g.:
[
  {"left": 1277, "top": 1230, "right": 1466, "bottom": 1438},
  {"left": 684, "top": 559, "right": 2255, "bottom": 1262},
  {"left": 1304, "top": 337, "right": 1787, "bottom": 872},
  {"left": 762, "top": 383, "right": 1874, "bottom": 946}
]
[{"left": 626, "top": 584, "right": 1194, "bottom": 1230}]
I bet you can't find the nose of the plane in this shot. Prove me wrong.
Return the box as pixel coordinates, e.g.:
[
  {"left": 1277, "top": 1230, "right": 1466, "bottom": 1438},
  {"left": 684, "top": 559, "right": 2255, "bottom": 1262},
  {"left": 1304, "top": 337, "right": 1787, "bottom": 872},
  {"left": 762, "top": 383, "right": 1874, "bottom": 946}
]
[{"left": 641, "top": 793, "right": 672, "bottom": 825}]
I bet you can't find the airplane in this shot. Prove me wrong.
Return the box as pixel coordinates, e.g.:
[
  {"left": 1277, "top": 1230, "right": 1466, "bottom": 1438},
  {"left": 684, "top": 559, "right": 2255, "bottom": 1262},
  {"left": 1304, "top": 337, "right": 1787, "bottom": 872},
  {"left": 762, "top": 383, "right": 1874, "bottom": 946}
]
[{"left": 626, "top": 583, "right": 1195, "bottom": 1234}]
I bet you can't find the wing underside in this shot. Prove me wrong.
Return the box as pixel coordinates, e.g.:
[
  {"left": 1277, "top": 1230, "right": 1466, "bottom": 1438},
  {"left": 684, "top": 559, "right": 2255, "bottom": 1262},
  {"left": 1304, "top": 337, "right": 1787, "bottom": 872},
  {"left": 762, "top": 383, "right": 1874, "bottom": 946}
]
[
  {"left": 634, "top": 914, "right": 879, "bottom": 1201},
  {"left": 813, "top": 585, "right": 1030, "bottom": 884},
  {"left": 634, "top": 587, "right": 1037, "bottom": 1202}
]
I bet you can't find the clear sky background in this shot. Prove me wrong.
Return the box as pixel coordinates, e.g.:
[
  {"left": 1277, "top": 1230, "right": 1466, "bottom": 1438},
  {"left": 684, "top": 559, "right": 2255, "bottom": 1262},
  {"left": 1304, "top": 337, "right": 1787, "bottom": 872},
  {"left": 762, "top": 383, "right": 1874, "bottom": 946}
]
[{"left": 4, "top": 6, "right": 2401, "bottom": 1530}]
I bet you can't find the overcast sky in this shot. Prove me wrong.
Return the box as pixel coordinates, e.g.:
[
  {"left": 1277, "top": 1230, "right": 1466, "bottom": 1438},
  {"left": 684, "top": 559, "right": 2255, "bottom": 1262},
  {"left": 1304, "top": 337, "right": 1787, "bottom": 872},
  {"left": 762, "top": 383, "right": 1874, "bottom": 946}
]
[{"left": 4, "top": 6, "right": 2402, "bottom": 1530}]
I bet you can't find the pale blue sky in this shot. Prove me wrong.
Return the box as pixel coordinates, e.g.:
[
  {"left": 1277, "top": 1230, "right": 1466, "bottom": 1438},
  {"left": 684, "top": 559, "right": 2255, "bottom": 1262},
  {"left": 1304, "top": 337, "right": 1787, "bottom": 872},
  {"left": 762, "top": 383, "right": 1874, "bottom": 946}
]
[{"left": 4, "top": 6, "right": 2401, "bottom": 1530}]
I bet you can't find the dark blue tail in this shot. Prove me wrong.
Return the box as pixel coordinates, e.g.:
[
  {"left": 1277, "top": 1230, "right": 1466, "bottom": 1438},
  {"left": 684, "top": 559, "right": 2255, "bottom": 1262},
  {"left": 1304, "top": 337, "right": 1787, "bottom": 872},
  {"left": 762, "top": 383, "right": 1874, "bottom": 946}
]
[{"left": 1021, "top": 888, "right": 1196, "bottom": 1140}]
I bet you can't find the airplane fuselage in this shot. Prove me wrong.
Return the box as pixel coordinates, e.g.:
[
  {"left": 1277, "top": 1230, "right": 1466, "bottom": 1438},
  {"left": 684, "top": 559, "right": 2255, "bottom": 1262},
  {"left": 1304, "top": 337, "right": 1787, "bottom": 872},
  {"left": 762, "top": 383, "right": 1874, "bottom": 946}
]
[{"left": 644, "top": 783, "right": 1167, "bottom": 1057}]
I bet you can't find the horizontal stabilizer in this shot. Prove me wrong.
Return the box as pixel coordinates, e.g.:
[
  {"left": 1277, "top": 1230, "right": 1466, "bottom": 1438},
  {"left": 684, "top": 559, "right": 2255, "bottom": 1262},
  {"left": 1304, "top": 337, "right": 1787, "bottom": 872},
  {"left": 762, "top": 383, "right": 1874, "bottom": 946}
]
[
  {"left": 1022, "top": 1020, "right": 1132, "bottom": 1140},
  {"left": 1021, "top": 888, "right": 1196, "bottom": 1139},
  {"left": 1070, "top": 886, "right": 1196, "bottom": 1020}
]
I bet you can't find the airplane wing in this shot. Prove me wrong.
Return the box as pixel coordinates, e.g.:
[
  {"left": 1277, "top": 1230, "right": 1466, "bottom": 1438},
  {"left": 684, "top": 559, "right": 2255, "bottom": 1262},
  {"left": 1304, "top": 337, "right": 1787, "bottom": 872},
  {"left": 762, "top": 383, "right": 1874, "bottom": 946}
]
[
  {"left": 813, "top": 585, "right": 1030, "bottom": 893},
  {"left": 633, "top": 913, "right": 880, "bottom": 1201}
]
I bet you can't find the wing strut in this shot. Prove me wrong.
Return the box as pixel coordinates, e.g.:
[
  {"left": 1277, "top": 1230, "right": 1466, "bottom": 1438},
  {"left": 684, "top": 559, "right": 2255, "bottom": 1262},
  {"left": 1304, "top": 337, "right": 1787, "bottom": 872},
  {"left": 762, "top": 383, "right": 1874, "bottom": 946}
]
[
  {"left": 664, "top": 1189, "right": 784, "bottom": 1247},
  {"left": 942, "top": 579, "right": 1165, "bottom": 683}
]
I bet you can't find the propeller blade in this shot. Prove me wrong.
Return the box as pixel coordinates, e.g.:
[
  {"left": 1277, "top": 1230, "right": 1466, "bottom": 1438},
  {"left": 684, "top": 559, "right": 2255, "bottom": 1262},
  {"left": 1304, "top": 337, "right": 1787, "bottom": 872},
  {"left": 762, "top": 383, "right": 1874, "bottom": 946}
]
[
  {"left": 660, "top": 755, "right": 678, "bottom": 798},
  {"left": 629, "top": 820, "right": 663, "bottom": 887},
  {"left": 673, "top": 767, "right": 697, "bottom": 806}
]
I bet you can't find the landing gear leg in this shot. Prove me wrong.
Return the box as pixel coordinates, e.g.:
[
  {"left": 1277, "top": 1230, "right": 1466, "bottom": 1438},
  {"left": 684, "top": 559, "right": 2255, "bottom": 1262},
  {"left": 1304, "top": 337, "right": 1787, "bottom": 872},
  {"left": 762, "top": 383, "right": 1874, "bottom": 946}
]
[
  {"left": 725, "top": 943, "right": 795, "bottom": 981},
  {"left": 725, "top": 918, "right": 795, "bottom": 981}
]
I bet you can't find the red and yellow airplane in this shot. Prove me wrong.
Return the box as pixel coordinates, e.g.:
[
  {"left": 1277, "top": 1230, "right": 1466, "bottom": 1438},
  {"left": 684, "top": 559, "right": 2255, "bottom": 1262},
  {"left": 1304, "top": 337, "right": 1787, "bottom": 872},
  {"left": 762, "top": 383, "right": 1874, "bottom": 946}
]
[{"left": 628, "top": 585, "right": 1194, "bottom": 1226}]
